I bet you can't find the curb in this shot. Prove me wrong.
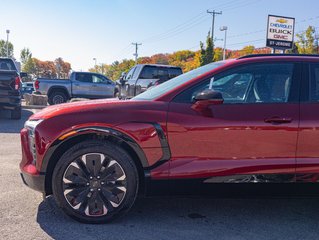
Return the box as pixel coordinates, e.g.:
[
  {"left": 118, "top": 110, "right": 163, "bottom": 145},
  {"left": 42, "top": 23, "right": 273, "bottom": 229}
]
[{"left": 22, "top": 105, "right": 47, "bottom": 110}]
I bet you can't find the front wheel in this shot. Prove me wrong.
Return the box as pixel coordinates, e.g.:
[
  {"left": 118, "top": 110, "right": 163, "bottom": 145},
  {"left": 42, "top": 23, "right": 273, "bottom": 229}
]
[{"left": 52, "top": 140, "right": 139, "bottom": 223}]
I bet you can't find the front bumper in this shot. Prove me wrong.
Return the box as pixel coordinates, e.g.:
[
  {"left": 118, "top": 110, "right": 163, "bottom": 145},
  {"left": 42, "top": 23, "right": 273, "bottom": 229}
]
[
  {"left": 20, "top": 171, "right": 45, "bottom": 193},
  {"left": 20, "top": 128, "right": 46, "bottom": 193}
]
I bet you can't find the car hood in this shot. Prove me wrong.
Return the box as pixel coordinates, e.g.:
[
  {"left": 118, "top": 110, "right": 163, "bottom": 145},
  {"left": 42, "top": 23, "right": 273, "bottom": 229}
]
[{"left": 30, "top": 99, "right": 131, "bottom": 120}]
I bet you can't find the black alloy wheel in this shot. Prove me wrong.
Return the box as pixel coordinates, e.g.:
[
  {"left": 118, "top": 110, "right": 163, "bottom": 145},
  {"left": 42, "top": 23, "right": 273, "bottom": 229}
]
[{"left": 52, "top": 141, "right": 138, "bottom": 223}]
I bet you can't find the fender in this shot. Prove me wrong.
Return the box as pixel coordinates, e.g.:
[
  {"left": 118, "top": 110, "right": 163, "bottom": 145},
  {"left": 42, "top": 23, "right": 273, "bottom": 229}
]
[
  {"left": 40, "top": 123, "right": 171, "bottom": 173},
  {"left": 47, "top": 86, "right": 70, "bottom": 99}
]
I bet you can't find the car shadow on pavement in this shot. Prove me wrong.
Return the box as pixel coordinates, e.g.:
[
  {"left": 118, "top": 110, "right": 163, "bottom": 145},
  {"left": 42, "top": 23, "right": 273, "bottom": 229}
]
[
  {"left": 0, "top": 109, "right": 33, "bottom": 133},
  {"left": 37, "top": 189, "right": 319, "bottom": 240}
]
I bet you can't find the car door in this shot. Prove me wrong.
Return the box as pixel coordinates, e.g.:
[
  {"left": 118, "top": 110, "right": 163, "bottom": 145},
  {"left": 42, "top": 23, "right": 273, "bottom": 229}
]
[
  {"left": 91, "top": 74, "right": 114, "bottom": 98},
  {"left": 72, "top": 73, "right": 95, "bottom": 97},
  {"left": 124, "top": 66, "right": 137, "bottom": 98},
  {"left": 296, "top": 62, "right": 319, "bottom": 182},
  {"left": 167, "top": 62, "right": 301, "bottom": 182}
]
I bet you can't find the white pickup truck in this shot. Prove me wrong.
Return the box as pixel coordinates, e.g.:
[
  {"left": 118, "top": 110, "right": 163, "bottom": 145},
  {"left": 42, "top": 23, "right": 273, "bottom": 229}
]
[{"left": 35, "top": 72, "right": 115, "bottom": 105}]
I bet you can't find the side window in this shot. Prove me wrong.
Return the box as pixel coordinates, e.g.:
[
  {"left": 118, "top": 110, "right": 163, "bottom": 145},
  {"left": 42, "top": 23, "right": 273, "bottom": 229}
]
[
  {"left": 168, "top": 68, "right": 182, "bottom": 79},
  {"left": 139, "top": 66, "right": 158, "bottom": 79},
  {"left": 158, "top": 68, "right": 169, "bottom": 81},
  {"left": 132, "top": 65, "right": 141, "bottom": 79},
  {"left": 247, "top": 63, "right": 293, "bottom": 103},
  {"left": 76, "top": 73, "right": 93, "bottom": 83},
  {"left": 92, "top": 75, "right": 106, "bottom": 83},
  {"left": 125, "top": 67, "right": 136, "bottom": 80},
  {"left": 174, "top": 63, "right": 294, "bottom": 104},
  {"left": 0, "top": 59, "right": 16, "bottom": 70},
  {"left": 310, "top": 64, "right": 319, "bottom": 101}
]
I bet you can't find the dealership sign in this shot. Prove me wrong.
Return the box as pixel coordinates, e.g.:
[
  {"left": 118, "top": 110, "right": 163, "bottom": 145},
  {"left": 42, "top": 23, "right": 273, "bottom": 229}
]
[{"left": 266, "top": 15, "right": 295, "bottom": 49}]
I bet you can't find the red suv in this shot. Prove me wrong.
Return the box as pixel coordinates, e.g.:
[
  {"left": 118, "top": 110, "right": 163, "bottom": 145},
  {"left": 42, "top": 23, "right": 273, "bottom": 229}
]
[{"left": 20, "top": 54, "right": 319, "bottom": 223}]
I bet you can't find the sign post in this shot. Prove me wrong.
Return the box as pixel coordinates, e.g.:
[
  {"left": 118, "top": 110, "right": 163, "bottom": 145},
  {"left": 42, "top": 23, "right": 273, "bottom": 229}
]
[{"left": 266, "top": 15, "right": 295, "bottom": 52}]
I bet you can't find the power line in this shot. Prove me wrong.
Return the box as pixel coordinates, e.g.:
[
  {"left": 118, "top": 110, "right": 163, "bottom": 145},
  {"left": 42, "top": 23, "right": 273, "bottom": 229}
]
[
  {"left": 140, "top": 0, "right": 252, "bottom": 44},
  {"left": 207, "top": 10, "right": 222, "bottom": 41}
]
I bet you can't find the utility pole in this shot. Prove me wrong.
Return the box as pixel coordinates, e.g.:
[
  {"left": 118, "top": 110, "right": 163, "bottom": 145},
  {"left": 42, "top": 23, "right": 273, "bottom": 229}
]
[
  {"left": 207, "top": 10, "right": 222, "bottom": 44},
  {"left": 132, "top": 42, "right": 142, "bottom": 64},
  {"left": 220, "top": 26, "right": 228, "bottom": 60}
]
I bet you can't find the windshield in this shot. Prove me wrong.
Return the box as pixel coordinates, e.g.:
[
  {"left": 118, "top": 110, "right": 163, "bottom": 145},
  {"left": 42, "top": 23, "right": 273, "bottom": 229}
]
[{"left": 132, "top": 61, "right": 226, "bottom": 100}]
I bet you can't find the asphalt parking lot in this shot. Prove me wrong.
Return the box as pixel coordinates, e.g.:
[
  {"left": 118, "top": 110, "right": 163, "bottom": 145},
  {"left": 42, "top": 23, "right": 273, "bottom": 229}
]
[{"left": 1, "top": 109, "right": 319, "bottom": 240}]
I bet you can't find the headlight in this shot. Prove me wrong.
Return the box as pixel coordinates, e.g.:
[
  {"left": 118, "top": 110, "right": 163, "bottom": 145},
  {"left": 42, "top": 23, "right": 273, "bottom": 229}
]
[
  {"left": 24, "top": 119, "right": 43, "bottom": 164},
  {"left": 24, "top": 119, "right": 44, "bottom": 130}
]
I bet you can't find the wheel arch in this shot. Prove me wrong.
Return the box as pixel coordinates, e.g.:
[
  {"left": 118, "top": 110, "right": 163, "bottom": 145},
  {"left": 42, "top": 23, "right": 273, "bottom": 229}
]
[
  {"left": 47, "top": 86, "right": 70, "bottom": 99},
  {"left": 43, "top": 127, "right": 148, "bottom": 196}
]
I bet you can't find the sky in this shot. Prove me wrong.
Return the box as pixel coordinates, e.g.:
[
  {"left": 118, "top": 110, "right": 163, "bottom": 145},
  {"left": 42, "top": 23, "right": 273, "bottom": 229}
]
[{"left": 1, "top": 0, "right": 319, "bottom": 71}]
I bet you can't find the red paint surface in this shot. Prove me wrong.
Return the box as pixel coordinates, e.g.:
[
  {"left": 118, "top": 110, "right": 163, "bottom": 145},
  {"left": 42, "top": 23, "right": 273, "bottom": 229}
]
[{"left": 20, "top": 55, "right": 319, "bottom": 184}]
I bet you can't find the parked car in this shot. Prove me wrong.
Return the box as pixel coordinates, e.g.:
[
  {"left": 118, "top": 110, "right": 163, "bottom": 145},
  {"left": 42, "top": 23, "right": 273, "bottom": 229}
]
[
  {"left": 20, "top": 54, "right": 319, "bottom": 223},
  {"left": 117, "top": 64, "right": 182, "bottom": 99},
  {"left": 113, "top": 72, "right": 126, "bottom": 98},
  {"left": 21, "top": 82, "right": 35, "bottom": 97},
  {"left": 35, "top": 72, "right": 115, "bottom": 105},
  {"left": 0, "top": 58, "right": 26, "bottom": 119}
]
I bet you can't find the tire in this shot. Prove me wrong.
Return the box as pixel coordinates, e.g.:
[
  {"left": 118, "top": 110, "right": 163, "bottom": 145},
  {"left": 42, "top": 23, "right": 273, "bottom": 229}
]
[
  {"left": 48, "top": 91, "right": 68, "bottom": 105},
  {"left": 52, "top": 140, "right": 139, "bottom": 223},
  {"left": 114, "top": 89, "right": 119, "bottom": 98},
  {"left": 11, "top": 107, "right": 21, "bottom": 120}
]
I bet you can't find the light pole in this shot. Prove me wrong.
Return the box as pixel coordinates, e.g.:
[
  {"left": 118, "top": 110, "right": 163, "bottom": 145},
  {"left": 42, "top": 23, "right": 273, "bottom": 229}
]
[
  {"left": 6, "top": 29, "right": 10, "bottom": 57},
  {"left": 220, "top": 26, "right": 228, "bottom": 60},
  {"left": 93, "top": 58, "right": 97, "bottom": 67}
]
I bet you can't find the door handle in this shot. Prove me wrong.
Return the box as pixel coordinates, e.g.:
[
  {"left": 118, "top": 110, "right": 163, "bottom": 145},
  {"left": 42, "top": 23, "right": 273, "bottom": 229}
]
[
  {"left": 92, "top": 85, "right": 98, "bottom": 87},
  {"left": 74, "top": 83, "right": 80, "bottom": 86},
  {"left": 264, "top": 117, "right": 292, "bottom": 124}
]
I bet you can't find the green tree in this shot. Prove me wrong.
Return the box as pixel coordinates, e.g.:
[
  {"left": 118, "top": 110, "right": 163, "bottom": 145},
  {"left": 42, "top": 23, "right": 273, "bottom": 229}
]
[
  {"left": 205, "top": 32, "right": 214, "bottom": 63},
  {"left": 20, "top": 48, "right": 32, "bottom": 65},
  {"left": 199, "top": 32, "right": 214, "bottom": 66},
  {"left": 286, "top": 43, "right": 299, "bottom": 54},
  {"left": 0, "top": 40, "right": 14, "bottom": 57},
  {"left": 214, "top": 47, "right": 223, "bottom": 61},
  {"left": 242, "top": 45, "right": 255, "bottom": 55},
  {"left": 295, "top": 26, "right": 316, "bottom": 54},
  {"left": 199, "top": 41, "right": 206, "bottom": 66},
  {"left": 22, "top": 57, "right": 36, "bottom": 73}
]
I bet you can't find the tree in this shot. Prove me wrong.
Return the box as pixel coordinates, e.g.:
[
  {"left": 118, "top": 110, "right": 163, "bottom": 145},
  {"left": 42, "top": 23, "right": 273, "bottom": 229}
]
[
  {"left": 205, "top": 32, "right": 214, "bottom": 64},
  {"left": 199, "top": 32, "right": 214, "bottom": 66},
  {"left": 20, "top": 48, "right": 32, "bottom": 65},
  {"left": 242, "top": 45, "right": 255, "bottom": 55},
  {"left": 214, "top": 47, "right": 223, "bottom": 61},
  {"left": 199, "top": 41, "right": 206, "bottom": 66},
  {"left": 22, "top": 58, "right": 36, "bottom": 74},
  {"left": 286, "top": 43, "right": 299, "bottom": 54},
  {"left": 0, "top": 40, "right": 14, "bottom": 57},
  {"left": 295, "top": 26, "right": 316, "bottom": 54},
  {"left": 55, "top": 57, "right": 71, "bottom": 78}
]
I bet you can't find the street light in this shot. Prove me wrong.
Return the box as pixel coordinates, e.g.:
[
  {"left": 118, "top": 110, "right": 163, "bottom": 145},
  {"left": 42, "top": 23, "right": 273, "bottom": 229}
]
[
  {"left": 6, "top": 29, "right": 10, "bottom": 58},
  {"left": 93, "top": 58, "right": 97, "bottom": 67},
  {"left": 220, "top": 26, "right": 228, "bottom": 60}
]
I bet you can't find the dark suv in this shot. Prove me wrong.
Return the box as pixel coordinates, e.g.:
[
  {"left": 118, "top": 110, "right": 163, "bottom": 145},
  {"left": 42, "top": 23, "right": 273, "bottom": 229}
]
[
  {"left": 20, "top": 54, "right": 319, "bottom": 223},
  {"left": 116, "top": 64, "right": 182, "bottom": 99},
  {"left": 0, "top": 58, "right": 25, "bottom": 119}
]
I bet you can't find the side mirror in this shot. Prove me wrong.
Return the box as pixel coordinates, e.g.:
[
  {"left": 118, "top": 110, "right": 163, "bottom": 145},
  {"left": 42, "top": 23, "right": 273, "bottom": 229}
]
[
  {"left": 119, "top": 72, "right": 127, "bottom": 81},
  {"left": 20, "top": 72, "right": 28, "bottom": 78},
  {"left": 193, "top": 89, "right": 224, "bottom": 105}
]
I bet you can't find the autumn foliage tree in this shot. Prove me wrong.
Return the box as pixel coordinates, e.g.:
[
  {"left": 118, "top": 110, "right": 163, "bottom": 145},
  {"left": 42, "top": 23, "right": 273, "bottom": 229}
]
[
  {"left": 295, "top": 26, "right": 317, "bottom": 54},
  {"left": 22, "top": 57, "right": 71, "bottom": 79}
]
